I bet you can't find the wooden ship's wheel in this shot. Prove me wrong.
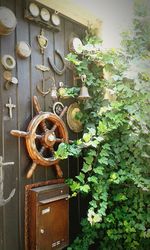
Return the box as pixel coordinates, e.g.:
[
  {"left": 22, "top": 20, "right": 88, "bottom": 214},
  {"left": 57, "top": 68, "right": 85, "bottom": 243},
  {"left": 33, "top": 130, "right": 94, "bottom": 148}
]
[{"left": 11, "top": 96, "right": 68, "bottom": 179}]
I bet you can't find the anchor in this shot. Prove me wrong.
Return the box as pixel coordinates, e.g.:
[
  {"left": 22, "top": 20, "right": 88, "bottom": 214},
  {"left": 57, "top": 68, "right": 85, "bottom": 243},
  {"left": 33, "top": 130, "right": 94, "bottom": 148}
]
[
  {"left": 36, "top": 76, "right": 55, "bottom": 97},
  {"left": 0, "top": 156, "right": 16, "bottom": 207}
]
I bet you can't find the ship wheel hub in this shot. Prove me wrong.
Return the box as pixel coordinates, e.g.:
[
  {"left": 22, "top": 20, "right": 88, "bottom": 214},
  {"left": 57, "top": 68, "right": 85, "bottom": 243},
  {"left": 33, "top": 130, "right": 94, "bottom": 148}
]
[{"left": 44, "top": 132, "right": 56, "bottom": 147}]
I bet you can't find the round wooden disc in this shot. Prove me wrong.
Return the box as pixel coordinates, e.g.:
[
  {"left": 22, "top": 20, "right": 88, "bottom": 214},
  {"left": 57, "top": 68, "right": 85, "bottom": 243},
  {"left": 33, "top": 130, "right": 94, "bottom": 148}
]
[
  {"left": 3, "top": 71, "right": 12, "bottom": 81},
  {"left": 16, "top": 41, "right": 31, "bottom": 58},
  {"left": 0, "top": 7, "right": 17, "bottom": 35}
]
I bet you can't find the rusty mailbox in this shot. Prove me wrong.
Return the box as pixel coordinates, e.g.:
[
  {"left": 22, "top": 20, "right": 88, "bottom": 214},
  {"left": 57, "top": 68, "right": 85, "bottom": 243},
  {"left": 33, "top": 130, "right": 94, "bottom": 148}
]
[{"left": 25, "top": 182, "right": 69, "bottom": 250}]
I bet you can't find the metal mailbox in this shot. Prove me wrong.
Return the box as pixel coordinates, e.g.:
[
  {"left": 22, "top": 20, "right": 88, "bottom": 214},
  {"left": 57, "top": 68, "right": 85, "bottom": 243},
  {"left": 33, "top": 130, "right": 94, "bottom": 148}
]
[{"left": 25, "top": 182, "right": 69, "bottom": 250}]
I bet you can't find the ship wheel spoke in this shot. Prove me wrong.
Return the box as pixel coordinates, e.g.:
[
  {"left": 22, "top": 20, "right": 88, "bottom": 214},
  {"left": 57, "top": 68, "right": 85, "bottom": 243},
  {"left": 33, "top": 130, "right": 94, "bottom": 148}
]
[
  {"left": 10, "top": 130, "right": 29, "bottom": 137},
  {"left": 33, "top": 95, "right": 48, "bottom": 132},
  {"left": 33, "top": 96, "right": 41, "bottom": 114},
  {"left": 55, "top": 138, "right": 63, "bottom": 143},
  {"left": 50, "top": 123, "right": 58, "bottom": 133},
  {"left": 49, "top": 146, "right": 55, "bottom": 155},
  {"left": 50, "top": 106, "right": 68, "bottom": 133},
  {"left": 40, "top": 146, "right": 45, "bottom": 155},
  {"left": 40, "top": 120, "right": 49, "bottom": 133},
  {"left": 36, "top": 134, "right": 43, "bottom": 140}
]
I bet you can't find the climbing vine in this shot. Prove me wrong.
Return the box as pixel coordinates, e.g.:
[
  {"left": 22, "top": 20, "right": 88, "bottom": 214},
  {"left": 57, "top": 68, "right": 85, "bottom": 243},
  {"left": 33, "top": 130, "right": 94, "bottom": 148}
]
[{"left": 56, "top": 1, "right": 150, "bottom": 249}]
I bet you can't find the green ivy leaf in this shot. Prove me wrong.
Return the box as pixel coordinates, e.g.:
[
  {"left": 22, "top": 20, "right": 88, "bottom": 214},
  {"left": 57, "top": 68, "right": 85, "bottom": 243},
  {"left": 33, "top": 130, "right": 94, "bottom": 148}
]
[
  {"left": 82, "top": 163, "right": 92, "bottom": 173},
  {"left": 76, "top": 173, "right": 85, "bottom": 184},
  {"left": 80, "top": 184, "right": 90, "bottom": 193},
  {"left": 88, "top": 176, "right": 98, "bottom": 184},
  {"left": 93, "top": 166, "right": 104, "bottom": 175},
  {"left": 98, "top": 157, "right": 109, "bottom": 165}
]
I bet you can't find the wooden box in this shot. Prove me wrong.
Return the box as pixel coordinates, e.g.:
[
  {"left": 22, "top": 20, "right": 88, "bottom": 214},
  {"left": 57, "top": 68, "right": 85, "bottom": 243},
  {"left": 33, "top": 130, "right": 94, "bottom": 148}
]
[{"left": 25, "top": 180, "right": 69, "bottom": 250}]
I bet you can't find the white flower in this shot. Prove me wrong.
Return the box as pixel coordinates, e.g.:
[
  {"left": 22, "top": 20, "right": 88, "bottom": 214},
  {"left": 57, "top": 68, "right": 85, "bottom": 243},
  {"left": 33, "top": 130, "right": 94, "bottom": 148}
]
[
  {"left": 98, "top": 106, "right": 112, "bottom": 115},
  {"left": 103, "top": 88, "right": 116, "bottom": 101},
  {"left": 87, "top": 209, "right": 102, "bottom": 225},
  {"left": 94, "top": 44, "right": 102, "bottom": 51},
  {"left": 84, "top": 44, "right": 94, "bottom": 52},
  {"left": 103, "top": 68, "right": 112, "bottom": 80}
]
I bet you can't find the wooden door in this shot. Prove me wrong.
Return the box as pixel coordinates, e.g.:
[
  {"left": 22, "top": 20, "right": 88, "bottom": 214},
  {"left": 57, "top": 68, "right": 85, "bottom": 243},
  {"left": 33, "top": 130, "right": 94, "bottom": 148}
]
[{"left": 0, "top": 0, "right": 85, "bottom": 249}]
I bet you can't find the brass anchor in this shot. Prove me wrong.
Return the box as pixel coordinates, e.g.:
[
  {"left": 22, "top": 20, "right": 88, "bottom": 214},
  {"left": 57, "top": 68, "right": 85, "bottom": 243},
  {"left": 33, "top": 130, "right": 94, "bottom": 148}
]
[
  {"left": 0, "top": 156, "right": 15, "bottom": 207},
  {"left": 36, "top": 76, "right": 55, "bottom": 96}
]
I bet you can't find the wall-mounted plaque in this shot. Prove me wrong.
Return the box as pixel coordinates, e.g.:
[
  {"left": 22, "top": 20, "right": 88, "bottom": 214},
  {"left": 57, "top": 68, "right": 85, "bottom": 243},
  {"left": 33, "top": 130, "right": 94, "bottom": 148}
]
[
  {"left": 25, "top": 1, "right": 61, "bottom": 32},
  {"left": 1, "top": 54, "right": 16, "bottom": 70},
  {"left": 40, "top": 8, "right": 50, "bottom": 22},
  {"left": 0, "top": 7, "right": 17, "bottom": 36},
  {"left": 69, "top": 37, "right": 83, "bottom": 54},
  {"left": 51, "top": 13, "right": 60, "bottom": 26},
  {"left": 16, "top": 41, "right": 31, "bottom": 58},
  {"left": 28, "top": 2, "right": 40, "bottom": 17},
  {"left": 53, "top": 102, "right": 64, "bottom": 116},
  {"left": 67, "top": 102, "right": 83, "bottom": 133}
]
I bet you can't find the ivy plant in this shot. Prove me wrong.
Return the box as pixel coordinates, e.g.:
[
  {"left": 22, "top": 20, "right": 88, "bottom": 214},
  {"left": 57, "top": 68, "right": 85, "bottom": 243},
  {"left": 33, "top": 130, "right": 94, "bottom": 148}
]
[{"left": 56, "top": 1, "right": 150, "bottom": 249}]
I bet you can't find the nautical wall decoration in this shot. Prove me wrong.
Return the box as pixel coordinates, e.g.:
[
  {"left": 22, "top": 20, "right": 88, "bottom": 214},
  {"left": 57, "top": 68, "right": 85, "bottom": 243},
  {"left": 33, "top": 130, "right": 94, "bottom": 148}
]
[
  {"left": 3, "top": 71, "right": 18, "bottom": 89},
  {"left": 16, "top": 41, "right": 31, "bottom": 59},
  {"left": 40, "top": 7, "right": 50, "bottom": 22},
  {"left": 0, "top": 7, "right": 17, "bottom": 36},
  {"left": 37, "top": 29, "right": 48, "bottom": 54},
  {"left": 67, "top": 102, "right": 83, "bottom": 133},
  {"left": 35, "top": 64, "right": 50, "bottom": 72},
  {"left": 69, "top": 37, "right": 83, "bottom": 54},
  {"left": 1, "top": 54, "right": 16, "bottom": 70},
  {"left": 78, "top": 75, "right": 91, "bottom": 100},
  {"left": 53, "top": 102, "right": 64, "bottom": 116},
  {"left": 36, "top": 76, "right": 54, "bottom": 97},
  {"left": 25, "top": 1, "right": 60, "bottom": 31},
  {"left": 51, "top": 12, "right": 60, "bottom": 26},
  {"left": 11, "top": 96, "right": 69, "bottom": 179},
  {"left": 5, "top": 97, "right": 16, "bottom": 119},
  {"left": 48, "top": 50, "right": 66, "bottom": 75},
  {"left": 0, "top": 156, "right": 15, "bottom": 207}
]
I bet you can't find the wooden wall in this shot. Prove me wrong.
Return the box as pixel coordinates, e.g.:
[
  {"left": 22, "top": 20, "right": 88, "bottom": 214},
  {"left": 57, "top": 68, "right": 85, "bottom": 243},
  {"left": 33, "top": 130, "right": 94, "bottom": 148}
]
[{"left": 0, "top": 0, "right": 85, "bottom": 249}]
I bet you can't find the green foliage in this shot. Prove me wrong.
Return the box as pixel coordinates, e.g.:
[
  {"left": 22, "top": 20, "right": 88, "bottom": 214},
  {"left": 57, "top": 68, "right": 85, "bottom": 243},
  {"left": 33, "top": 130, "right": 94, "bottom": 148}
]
[
  {"left": 56, "top": 2, "right": 150, "bottom": 249},
  {"left": 58, "top": 87, "right": 80, "bottom": 98}
]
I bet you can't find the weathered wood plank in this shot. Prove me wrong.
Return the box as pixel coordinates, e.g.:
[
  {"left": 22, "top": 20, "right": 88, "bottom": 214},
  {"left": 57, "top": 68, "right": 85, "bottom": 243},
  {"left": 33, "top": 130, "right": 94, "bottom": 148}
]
[
  {"left": 54, "top": 18, "right": 69, "bottom": 179},
  {"left": 0, "top": 0, "right": 19, "bottom": 249},
  {"left": 15, "top": 0, "right": 31, "bottom": 248},
  {"left": 0, "top": 1, "right": 4, "bottom": 249},
  {"left": 44, "top": 27, "right": 57, "bottom": 180},
  {"left": 30, "top": 24, "right": 47, "bottom": 182},
  {"left": 0, "top": 1, "right": 85, "bottom": 248}
]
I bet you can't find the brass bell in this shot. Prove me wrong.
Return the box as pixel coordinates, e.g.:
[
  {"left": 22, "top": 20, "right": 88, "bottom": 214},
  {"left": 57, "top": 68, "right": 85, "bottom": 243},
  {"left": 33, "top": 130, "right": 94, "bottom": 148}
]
[{"left": 78, "top": 85, "right": 91, "bottom": 100}]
